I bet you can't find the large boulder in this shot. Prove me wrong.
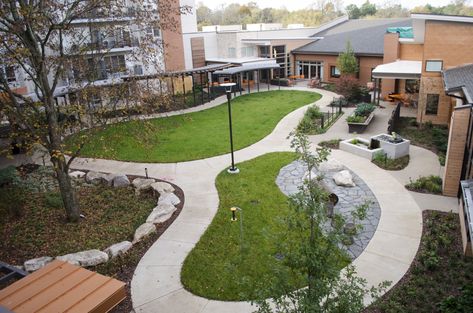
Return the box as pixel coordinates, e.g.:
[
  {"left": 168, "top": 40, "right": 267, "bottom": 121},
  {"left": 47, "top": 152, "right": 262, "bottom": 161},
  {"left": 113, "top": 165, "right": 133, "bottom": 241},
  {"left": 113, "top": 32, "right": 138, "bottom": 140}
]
[
  {"left": 151, "top": 181, "right": 175, "bottom": 195},
  {"left": 132, "top": 178, "right": 156, "bottom": 195},
  {"left": 133, "top": 223, "right": 156, "bottom": 244},
  {"left": 69, "top": 171, "right": 86, "bottom": 179},
  {"left": 146, "top": 203, "right": 177, "bottom": 224},
  {"left": 319, "top": 159, "right": 344, "bottom": 173},
  {"left": 104, "top": 241, "right": 133, "bottom": 259},
  {"left": 112, "top": 174, "right": 130, "bottom": 188},
  {"left": 24, "top": 256, "right": 54, "bottom": 272},
  {"left": 158, "top": 192, "right": 181, "bottom": 206},
  {"left": 333, "top": 170, "right": 356, "bottom": 187},
  {"left": 57, "top": 249, "right": 109, "bottom": 267},
  {"left": 85, "top": 171, "right": 107, "bottom": 185}
]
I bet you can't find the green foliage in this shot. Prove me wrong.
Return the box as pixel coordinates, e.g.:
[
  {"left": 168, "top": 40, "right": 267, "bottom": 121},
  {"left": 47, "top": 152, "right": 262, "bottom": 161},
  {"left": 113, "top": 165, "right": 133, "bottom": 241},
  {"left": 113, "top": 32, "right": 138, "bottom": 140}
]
[
  {"left": 346, "top": 115, "right": 365, "bottom": 123},
  {"left": 346, "top": 4, "right": 361, "bottom": 19},
  {"left": 439, "top": 283, "right": 473, "bottom": 313},
  {"left": 372, "top": 153, "right": 410, "bottom": 171},
  {"left": 405, "top": 175, "right": 443, "bottom": 194},
  {"left": 360, "top": 0, "right": 377, "bottom": 16},
  {"left": 68, "top": 91, "right": 321, "bottom": 162},
  {"left": 44, "top": 192, "right": 64, "bottom": 209},
  {"left": 318, "top": 139, "right": 343, "bottom": 150},
  {"left": 336, "top": 41, "right": 358, "bottom": 75},
  {"left": 0, "top": 166, "right": 21, "bottom": 186},
  {"left": 354, "top": 102, "right": 376, "bottom": 117}
]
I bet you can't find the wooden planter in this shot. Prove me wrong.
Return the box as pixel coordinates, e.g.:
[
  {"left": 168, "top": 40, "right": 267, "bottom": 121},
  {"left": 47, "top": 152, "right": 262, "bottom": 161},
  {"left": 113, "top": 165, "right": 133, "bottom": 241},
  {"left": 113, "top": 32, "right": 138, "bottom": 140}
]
[{"left": 347, "top": 112, "right": 375, "bottom": 133}]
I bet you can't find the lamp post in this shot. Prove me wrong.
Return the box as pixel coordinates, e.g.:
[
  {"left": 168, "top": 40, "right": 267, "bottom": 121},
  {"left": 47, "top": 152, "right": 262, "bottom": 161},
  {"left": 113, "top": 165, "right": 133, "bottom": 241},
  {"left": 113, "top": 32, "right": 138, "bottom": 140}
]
[{"left": 220, "top": 82, "right": 239, "bottom": 174}]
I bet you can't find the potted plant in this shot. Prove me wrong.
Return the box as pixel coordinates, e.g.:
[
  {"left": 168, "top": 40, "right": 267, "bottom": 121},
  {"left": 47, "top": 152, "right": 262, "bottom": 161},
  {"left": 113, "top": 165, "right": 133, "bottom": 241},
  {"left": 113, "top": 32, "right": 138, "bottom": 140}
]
[{"left": 346, "top": 102, "right": 376, "bottom": 133}]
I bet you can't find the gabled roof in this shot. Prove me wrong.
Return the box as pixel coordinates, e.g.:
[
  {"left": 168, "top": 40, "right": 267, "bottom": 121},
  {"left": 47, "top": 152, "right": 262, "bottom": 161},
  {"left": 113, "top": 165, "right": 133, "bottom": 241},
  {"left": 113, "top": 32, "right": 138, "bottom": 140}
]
[
  {"left": 443, "top": 63, "right": 473, "bottom": 104},
  {"left": 293, "top": 18, "right": 412, "bottom": 56}
]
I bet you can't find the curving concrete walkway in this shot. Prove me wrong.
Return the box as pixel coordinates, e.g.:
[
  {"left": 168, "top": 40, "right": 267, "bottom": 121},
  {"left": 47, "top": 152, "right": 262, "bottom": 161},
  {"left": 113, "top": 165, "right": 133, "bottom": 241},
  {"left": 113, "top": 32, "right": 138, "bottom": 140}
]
[{"left": 62, "top": 87, "right": 451, "bottom": 312}]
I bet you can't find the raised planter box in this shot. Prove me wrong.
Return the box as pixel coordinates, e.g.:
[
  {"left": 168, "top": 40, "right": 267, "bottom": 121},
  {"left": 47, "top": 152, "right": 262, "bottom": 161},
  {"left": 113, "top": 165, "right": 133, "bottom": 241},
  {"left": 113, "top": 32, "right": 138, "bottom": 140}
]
[
  {"left": 371, "top": 133, "right": 410, "bottom": 159},
  {"left": 339, "top": 137, "right": 384, "bottom": 161},
  {"left": 347, "top": 112, "right": 375, "bottom": 133}
]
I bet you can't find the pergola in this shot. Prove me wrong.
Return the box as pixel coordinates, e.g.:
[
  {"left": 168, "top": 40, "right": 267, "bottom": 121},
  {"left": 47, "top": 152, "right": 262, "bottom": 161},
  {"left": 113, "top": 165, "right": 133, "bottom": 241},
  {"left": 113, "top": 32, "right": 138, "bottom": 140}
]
[
  {"left": 372, "top": 60, "right": 422, "bottom": 105},
  {"left": 123, "top": 63, "right": 233, "bottom": 106},
  {"left": 213, "top": 63, "right": 281, "bottom": 97}
]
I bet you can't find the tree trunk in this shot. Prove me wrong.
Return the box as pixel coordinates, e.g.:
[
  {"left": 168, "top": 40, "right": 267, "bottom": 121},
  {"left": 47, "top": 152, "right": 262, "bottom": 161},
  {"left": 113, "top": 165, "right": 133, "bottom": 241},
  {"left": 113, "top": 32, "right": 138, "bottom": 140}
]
[{"left": 53, "top": 155, "right": 80, "bottom": 222}]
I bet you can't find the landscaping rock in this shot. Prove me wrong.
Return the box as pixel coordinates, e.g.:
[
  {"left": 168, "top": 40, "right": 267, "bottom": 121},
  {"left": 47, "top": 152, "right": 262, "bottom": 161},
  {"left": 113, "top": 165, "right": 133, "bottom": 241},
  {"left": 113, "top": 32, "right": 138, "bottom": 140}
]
[
  {"left": 146, "top": 203, "right": 177, "bottom": 224},
  {"left": 151, "top": 181, "right": 175, "bottom": 195},
  {"left": 132, "top": 178, "right": 156, "bottom": 194},
  {"left": 85, "top": 171, "right": 107, "bottom": 185},
  {"left": 104, "top": 241, "right": 133, "bottom": 258},
  {"left": 112, "top": 174, "right": 130, "bottom": 188},
  {"left": 57, "top": 249, "right": 109, "bottom": 267},
  {"left": 158, "top": 192, "right": 180, "bottom": 206},
  {"left": 24, "top": 256, "right": 54, "bottom": 272},
  {"left": 333, "top": 170, "right": 356, "bottom": 187},
  {"left": 69, "top": 171, "right": 86, "bottom": 179},
  {"left": 319, "top": 159, "right": 344, "bottom": 172},
  {"left": 133, "top": 223, "right": 156, "bottom": 244}
]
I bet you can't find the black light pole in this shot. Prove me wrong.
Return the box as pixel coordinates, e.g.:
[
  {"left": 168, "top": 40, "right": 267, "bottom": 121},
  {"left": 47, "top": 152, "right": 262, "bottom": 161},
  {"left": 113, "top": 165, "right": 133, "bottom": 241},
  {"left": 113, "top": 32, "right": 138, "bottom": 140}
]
[{"left": 221, "top": 82, "right": 239, "bottom": 174}]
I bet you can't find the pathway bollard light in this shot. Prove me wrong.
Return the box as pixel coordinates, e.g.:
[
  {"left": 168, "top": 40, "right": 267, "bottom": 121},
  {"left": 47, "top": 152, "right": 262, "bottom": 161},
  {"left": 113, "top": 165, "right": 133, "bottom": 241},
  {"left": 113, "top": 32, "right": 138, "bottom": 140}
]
[
  {"left": 230, "top": 206, "right": 244, "bottom": 255},
  {"left": 220, "top": 82, "right": 239, "bottom": 174}
]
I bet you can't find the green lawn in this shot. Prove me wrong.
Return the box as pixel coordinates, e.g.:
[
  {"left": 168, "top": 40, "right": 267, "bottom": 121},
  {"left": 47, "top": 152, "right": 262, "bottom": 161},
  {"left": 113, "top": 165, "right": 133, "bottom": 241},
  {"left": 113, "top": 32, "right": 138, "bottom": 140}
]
[
  {"left": 68, "top": 91, "right": 320, "bottom": 162},
  {"left": 181, "top": 152, "right": 301, "bottom": 301}
]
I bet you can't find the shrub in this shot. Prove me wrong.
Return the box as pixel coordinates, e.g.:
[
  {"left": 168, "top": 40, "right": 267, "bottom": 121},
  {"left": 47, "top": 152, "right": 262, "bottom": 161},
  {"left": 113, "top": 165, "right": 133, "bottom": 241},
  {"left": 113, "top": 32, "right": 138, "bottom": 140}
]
[
  {"left": 354, "top": 102, "right": 376, "bottom": 117},
  {"left": 372, "top": 153, "right": 410, "bottom": 171},
  {"left": 335, "top": 76, "right": 362, "bottom": 102},
  {"left": 405, "top": 175, "right": 443, "bottom": 194},
  {"left": 439, "top": 283, "right": 473, "bottom": 312},
  {"left": 346, "top": 115, "right": 365, "bottom": 123},
  {"left": 306, "top": 106, "right": 323, "bottom": 120},
  {"left": 0, "top": 166, "right": 21, "bottom": 186}
]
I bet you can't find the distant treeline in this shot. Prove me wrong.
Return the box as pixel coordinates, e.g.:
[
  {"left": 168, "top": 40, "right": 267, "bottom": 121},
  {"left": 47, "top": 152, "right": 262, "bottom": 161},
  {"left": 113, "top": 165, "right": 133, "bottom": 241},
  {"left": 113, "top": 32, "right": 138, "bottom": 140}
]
[{"left": 196, "top": 0, "right": 473, "bottom": 29}]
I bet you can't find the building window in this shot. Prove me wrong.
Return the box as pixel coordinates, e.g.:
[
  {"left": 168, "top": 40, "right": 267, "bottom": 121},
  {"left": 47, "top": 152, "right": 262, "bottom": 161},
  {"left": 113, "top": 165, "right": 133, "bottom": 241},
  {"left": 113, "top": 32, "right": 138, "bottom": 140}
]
[
  {"left": 133, "top": 65, "right": 143, "bottom": 75},
  {"left": 426, "top": 94, "right": 439, "bottom": 115},
  {"left": 241, "top": 46, "right": 254, "bottom": 57},
  {"left": 228, "top": 47, "right": 236, "bottom": 58},
  {"left": 330, "top": 66, "right": 340, "bottom": 78},
  {"left": 425, "top": 60, "right": 443, "bottom": 72},
  {"left": 1, "top": 66, "right": 16, "bottom": 82}
]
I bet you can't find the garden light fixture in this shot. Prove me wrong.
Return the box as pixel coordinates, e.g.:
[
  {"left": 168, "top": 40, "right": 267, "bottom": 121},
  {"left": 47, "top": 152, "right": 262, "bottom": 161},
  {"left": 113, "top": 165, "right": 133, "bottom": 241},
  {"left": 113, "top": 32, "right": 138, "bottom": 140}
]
[{"left": 220, "top": 82, "right": 239, "bottom": 174}]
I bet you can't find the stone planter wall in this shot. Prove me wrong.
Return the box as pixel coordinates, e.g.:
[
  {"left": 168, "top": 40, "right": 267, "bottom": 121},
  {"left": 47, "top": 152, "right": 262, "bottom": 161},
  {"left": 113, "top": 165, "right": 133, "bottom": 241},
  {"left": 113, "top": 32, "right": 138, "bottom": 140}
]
[
  {"left": 347, "top": 112, "right": 375, "bottom": 133},
  {"left": 340, "top": 138, "right": 384, "bottom": 161}
]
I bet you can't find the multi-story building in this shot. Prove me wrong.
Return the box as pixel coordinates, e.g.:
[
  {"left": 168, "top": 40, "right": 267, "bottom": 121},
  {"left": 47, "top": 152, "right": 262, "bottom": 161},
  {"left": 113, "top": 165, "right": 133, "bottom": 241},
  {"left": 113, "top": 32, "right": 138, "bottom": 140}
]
[{"left": 2, "top": 0, "right": 195, "bottom": 108}]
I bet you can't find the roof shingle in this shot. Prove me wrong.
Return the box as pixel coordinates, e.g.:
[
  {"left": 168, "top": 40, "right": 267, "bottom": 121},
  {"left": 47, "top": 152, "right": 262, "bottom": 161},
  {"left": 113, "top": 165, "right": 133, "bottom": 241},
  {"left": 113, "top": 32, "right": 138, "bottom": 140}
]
[{"left": 293, "top": 18, "right": 412, "bottom": 56}]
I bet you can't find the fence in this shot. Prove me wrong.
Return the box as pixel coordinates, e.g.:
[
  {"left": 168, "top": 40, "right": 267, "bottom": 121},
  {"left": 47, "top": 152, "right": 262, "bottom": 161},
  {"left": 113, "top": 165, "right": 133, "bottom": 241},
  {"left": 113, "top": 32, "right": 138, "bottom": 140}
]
[
  {"left": 319, "top": 104, "right": 343, "bottom": 129},
  {"left": 387, "top": 102, "right": 402, "bottom": 133}
]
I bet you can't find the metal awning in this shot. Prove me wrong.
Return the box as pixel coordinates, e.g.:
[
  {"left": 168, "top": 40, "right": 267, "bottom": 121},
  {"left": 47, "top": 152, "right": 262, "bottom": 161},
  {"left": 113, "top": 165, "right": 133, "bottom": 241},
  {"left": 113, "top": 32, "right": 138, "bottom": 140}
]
[
  {"left": 372, "top": 60, "right": 422, "bottom": 79},
  {"left": 0, "top": 260, "right": 126, "bottom": 313},
  {"left": 214, "top": 63, "right": 281, "bottom": 75}
]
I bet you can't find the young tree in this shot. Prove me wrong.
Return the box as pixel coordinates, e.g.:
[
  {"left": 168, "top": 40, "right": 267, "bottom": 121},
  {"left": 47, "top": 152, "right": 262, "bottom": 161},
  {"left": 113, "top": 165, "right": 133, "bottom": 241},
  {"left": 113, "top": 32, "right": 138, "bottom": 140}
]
[
  {"left": 254, "top": 131, "right": 388, "bottom": 313},
  {"left": 336, "top": 41, "right": 358, "bottom": 76},
  {"left": 346, "top": 4, "right": 362, "bottom": 19},
  {"left": 0, "top": 0, "right": 179, "bottom": 221}
]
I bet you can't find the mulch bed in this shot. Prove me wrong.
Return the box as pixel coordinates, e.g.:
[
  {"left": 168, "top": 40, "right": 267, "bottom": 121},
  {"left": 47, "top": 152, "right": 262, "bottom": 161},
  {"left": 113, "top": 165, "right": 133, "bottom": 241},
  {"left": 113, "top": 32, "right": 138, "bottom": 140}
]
[
  {"left": 97, "top": 178, "right": 185, "bottom": 313},
  {"left": 364, "top": 210, "right": 473, "bottom": 313}
]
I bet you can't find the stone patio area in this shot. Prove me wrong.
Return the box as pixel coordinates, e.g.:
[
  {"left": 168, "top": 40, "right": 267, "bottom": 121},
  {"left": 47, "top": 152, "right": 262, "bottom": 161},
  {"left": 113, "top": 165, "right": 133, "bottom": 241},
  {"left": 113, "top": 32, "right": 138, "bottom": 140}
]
[{"left": 276, "top": 160, "right": 381, "bottom": 259}]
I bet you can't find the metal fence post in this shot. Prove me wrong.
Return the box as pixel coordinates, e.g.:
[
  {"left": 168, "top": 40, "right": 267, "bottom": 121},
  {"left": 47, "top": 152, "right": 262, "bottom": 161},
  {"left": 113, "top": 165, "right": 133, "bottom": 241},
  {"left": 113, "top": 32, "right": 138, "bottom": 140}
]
[{"left": 321, "top": 114, "right": 325, "bottom": 129}]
